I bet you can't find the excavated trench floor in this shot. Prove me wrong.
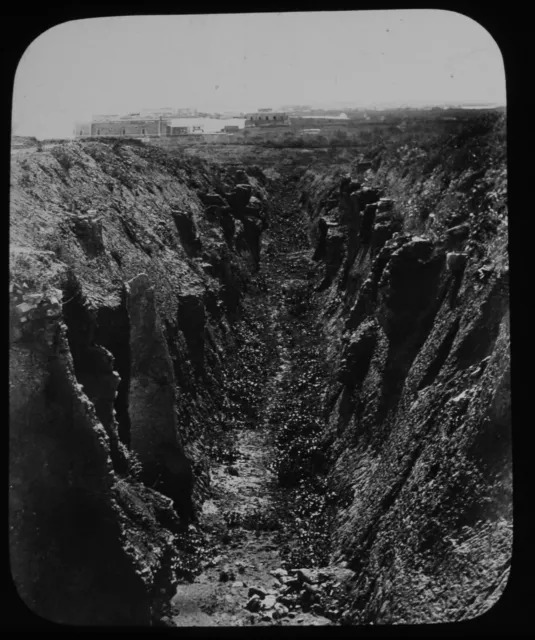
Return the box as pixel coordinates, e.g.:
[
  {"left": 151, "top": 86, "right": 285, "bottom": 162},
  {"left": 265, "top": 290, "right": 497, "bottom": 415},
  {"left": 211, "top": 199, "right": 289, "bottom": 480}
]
[{"left": 168, "top": 174, "right": 335, "bottom": 627}]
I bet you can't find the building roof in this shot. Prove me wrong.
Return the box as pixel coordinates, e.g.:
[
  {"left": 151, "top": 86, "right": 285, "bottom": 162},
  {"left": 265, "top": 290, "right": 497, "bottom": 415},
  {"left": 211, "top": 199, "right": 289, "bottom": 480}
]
[
  {"left": 292, "top": 114, "right": 348, "bottom": 120},
  {"left": 92, "top": 116, "right": 162, "bottom": 124}
]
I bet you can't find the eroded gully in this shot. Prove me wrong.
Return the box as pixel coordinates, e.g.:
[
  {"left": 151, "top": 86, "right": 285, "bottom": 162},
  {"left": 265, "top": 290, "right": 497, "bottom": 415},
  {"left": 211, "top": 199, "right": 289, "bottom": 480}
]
[{"left": 168, "top": 173, "right": 335, "bottom": 627}]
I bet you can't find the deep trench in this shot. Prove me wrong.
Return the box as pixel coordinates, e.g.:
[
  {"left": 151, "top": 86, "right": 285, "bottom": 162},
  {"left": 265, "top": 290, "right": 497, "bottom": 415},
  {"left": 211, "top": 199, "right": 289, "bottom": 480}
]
[
  {"left": 160, "top": 169, "right": 344, "bottom": 626},
  {"left": 55, "top": 167, "right": 412, "bottom": 626},
  {"left": 51, "top": 154, "right": 508, "bottom": 627}
]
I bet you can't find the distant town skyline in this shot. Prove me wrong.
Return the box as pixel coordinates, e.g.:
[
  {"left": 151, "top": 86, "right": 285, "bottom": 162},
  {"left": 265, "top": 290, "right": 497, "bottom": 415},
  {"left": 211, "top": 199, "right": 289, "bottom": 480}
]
[
  {"left": 87, "top": 99, "right": 505, "bottom": 117},
  {"left": 86, "top": 98, "right": 505, "bottom": 118},
  {"left": 12, "top": 11, "right": 505, "bottom": 139}
]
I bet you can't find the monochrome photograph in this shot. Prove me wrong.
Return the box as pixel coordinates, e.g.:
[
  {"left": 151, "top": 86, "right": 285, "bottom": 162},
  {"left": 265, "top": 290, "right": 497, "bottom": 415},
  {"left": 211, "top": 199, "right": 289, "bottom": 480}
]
[{"left": 9, "top": 9, "right": 510, "bottom": 628}]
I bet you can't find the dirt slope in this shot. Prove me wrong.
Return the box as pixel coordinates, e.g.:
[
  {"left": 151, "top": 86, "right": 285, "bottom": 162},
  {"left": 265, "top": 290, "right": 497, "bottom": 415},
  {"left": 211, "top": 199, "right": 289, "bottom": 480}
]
[
  {"left": 296, "top": 112, "right": 511, "bottom": 623},
  {"left": 9, "top": 138, "right": 270, "bottom": 624}
]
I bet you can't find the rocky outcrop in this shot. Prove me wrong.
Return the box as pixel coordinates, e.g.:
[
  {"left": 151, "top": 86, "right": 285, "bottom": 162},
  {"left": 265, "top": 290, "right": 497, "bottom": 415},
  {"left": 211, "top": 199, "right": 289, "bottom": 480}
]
[
  {"left": 9, "top": 283, "right": 165, "bottom": 624},
  {"left": 196, "top": 178, "right": 268, "bottom": 271},
  {"left": 337, "top": 319, "right": 378, "bottom": 388},
  {"left": 197, "top": 191, "right": 226, "bottom": 208},
  {"left": 297, "top": 113, "right": 510, "bottom": 624},
  {"left": 445, "top": 222, "right": 471, "bottom": 250},
  {"left": 67, "top": 210, "right": 106, "bottom": 256},
  {"left": 9, "top": 139, "right": 268, "bottom": 624},
  {"left": 227, "top": 183, "right": 253, "bottom": 210},
  {"left": 171, "top": 208, "right": 202, "bottom": 257},
  {"left": 125, "top": 272, "right": 193, "bottom": 517}
]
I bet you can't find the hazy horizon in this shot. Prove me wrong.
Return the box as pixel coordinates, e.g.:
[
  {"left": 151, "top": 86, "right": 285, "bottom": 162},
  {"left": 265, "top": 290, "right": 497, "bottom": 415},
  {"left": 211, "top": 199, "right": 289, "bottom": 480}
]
[{"left": 12, "top": 10, "right": 506, "bottom": 139}]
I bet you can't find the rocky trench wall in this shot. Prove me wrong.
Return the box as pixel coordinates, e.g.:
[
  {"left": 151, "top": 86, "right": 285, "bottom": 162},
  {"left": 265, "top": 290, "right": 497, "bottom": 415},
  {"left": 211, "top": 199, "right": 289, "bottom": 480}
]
[
  {"left": 9, "top": 139, "right": 271, "bottom": 624},
  {"left": 298, "top": 114, "right": 511, "bottom": 624}
]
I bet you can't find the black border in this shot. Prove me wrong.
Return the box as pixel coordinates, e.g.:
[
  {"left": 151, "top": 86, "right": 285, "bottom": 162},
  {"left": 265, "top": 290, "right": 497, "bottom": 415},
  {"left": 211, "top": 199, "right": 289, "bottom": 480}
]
[{"left": 4, "top": 2, "right": 527, "bottom": 636}]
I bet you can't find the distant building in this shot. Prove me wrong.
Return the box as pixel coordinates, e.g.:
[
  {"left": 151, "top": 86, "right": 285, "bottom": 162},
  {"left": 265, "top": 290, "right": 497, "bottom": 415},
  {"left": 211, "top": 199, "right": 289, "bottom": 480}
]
[
  {"left": 169, "top": 126, "right": 188, "bottom": 135},
  {"left": 168, "top": 123, "right": 203, "bottom": 135},
  {"left": 74, "top": 110, "right": 243, "bottom": 138},
  {"left": 245, "top": 111, "right": 289, "bottom": 127},
  {"left": 223, "top": 125, "right": 240, "bottom": 132},
  {"left": 84, "top": 118, "right": 167, "bottom": 138}
]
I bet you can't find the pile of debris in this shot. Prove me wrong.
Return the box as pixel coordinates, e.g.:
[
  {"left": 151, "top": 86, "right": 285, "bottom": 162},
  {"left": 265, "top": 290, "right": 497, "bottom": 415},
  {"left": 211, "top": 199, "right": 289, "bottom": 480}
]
[{"left": 243, "top": 565, "right": 354, "bottom": 625}]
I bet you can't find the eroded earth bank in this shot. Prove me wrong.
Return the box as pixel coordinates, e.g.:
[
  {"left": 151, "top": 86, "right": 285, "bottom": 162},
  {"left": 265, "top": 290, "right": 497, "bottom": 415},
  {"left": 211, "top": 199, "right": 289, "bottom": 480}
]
[{"left": 10, "top": 114, "right": 510, "bottom": 626}]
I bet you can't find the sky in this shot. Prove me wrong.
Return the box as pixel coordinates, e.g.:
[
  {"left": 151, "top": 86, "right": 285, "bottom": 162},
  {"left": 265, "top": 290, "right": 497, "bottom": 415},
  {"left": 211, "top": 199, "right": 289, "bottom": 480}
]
[{"left": 12, "top": 10, "right": 506, "bottom": 139}]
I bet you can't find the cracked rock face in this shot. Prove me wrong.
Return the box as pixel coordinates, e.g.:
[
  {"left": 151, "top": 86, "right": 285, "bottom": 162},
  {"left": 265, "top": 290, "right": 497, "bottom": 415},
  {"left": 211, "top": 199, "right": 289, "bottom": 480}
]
[
  {"left": 10, "top": 320, "right": 152, "bottom": 625},
  {"left": 125, "top": 273, "right": 187, "bottom": 485},
  {"left": 298, "top": 113, "right": 510, "bottom": 624},
  {"left": 10, "top": 139, "right": 267, "bottom": 625}
]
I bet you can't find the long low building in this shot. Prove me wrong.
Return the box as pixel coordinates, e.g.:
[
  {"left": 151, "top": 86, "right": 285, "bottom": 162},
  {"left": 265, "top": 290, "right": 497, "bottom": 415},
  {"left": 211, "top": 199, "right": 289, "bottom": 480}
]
[
  {"left": 75, "top": 109, "right": 350, "bottom": 138},
  {"left": 74, "top": 115, "right": 246, "bottom": 138},
  {"left": 74, "top": 110, "right": 352, "bottom": 139},
  {"left": 244, "top": 111, "right": 290, "bottom": 127},
  {"left": 75, "top": 118, "right": 168, "bottom": 138}
]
